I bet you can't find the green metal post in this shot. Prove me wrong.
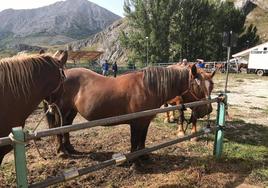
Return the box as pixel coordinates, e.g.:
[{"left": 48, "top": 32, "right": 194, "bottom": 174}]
[
  {"left": 213, "top": 94, "right": 227, "bottom": 159},
  {"left": 12, "top": 127, "right": 28, "bottom": 188}
]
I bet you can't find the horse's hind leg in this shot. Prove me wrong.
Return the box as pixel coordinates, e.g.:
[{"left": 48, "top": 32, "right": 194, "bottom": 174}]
[
  {"left": 163, "top": 103, "right": 170, "bottom": 123},
  {"left": 170, "top": 110, "right": 175, "bottom": 122}
]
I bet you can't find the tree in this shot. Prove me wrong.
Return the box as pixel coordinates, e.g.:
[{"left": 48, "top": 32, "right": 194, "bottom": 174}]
[
  {"left": 121, "top": 0, "right": 260, "bottom": 63},
  {"left": 171, "top": 0, "right": 215, "bottom": 61},
  {"left": 236, "top": 24, "right": 260, "bottom": 52},
  {"left": 120, "top": 0, "right": 177, "bottom": 64}
]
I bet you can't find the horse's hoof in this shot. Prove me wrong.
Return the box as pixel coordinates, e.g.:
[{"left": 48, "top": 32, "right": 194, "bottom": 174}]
[
  {"left": 57, "top": 151, "right": 69, "bottom": 158},
  {"left": 170, "top": 116, "right": 175, "bottom": 122},
  {"left": 130, "top": 160, "right": 143, "bottom": 172},
  {"left": 177, "top": 131, "right": 185, "bottom": 137},
  {"left": 190, "top": 136, "right": 198, "bottom": 142},
  {"left": 139, "top": 154, "right": 151, "bottom": 162},
  {"left": 65, "top": 144, "right": 76, "bottom": 154}
]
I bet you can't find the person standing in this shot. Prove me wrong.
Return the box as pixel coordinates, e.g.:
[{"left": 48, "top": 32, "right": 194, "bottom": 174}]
[
  {"left": 102, "top": 60, "right": 109, "bottom": 76},
  {"left": 196, "top": 59, "right": 205, "bottom": 68},
  {"left": 182, "top": 58, "right": 188, "bottom": 66},
  {"left": 112, "top": 61, "right": 118, "bottom": 77}
]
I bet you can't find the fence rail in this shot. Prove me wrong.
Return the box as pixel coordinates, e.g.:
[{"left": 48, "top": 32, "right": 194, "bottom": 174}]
[
  {"left": 1, "top": 95, "right": 227, "bottom": 188},
  {"left": 0, "top": 98, "right": 220, "bottom": 147},
  {"left": 29, "top": 127, "right": 214, "bottom": 188}
]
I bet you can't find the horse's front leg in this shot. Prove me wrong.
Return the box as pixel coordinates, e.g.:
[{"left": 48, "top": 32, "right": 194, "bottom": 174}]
[
  {"left": 130, "top": 120, "right": 150, "bottom": 162},
  {"left": 190, "top": 116, "right": 198, "bottom": 141},
  {"left": 62, "top": 109, "right": 77, "bottom": 154},
  {"left": 63, "top": 133, "right": 75, "bottom": 153},
  {"left": 163, "top": 103, "right": 170, "bottom": 123},
  {"left": 177, "top": 110, "right": 185, "bottom": 137},
  {"left": 56, "top": 134, "right": 65, "bottom": 154}
]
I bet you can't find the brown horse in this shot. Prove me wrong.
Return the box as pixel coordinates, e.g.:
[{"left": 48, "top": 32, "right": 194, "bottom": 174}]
[
  {"left": 215, "top": 63, "right": 225, "bottom": 73},
  {"left": 163, "top": 96, "right": 198, "bottom": 137},
  {"left": 44, "top": 65, "right": 215, "bottom": 158},
  {"left": 0, "top": 50, "right": 68, "bottom": 165},
  {"left": 164, "top": 64, "right": 215, "bottom": 139}
]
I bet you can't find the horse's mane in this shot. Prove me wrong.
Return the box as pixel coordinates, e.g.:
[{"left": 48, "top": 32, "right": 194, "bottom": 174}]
[
  {"left": 142, "top": 66, "right": 189, "bottom": 101},
  {"left": 0, "top": 54, "right": 57, "bottom": 98}
]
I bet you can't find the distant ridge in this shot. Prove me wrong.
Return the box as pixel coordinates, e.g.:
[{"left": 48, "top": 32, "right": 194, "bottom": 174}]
[{"left": 0, "top": 0, "right": 121, "bottom": 51}]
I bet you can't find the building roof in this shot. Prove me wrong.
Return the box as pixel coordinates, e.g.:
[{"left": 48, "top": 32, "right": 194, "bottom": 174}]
[
  {"left": 68, "top": 51, "right": 103, "bottom": 61},
  {"left": 232, "top": 42, "right": 268, "bottom": 57}
]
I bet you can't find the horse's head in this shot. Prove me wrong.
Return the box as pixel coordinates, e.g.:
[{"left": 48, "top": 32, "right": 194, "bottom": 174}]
[
  {"left": 181, "top": 64, "right": 215, "bottom": 118},
  {"left": 43, "top": 50, "right": 68, "bottom": 104}
]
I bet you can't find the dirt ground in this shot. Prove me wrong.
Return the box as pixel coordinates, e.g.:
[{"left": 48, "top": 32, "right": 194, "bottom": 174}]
[{"left": 1, "top": 73, "right": 268, "bottom": 188}]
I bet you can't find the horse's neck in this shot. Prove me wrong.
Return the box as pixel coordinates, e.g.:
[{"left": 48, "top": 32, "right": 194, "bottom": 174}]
[
  {"left": 164, "top": 79, "right": 188, "bottom": 104},
  {"left": 148, "top": 69, "right": 189, "bottom": 106}
]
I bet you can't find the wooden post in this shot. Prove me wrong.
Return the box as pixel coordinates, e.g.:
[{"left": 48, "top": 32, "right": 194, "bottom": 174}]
[
  {"left": 12, "top": 127, "right": 28, "bottom": 188},
  {"left": 213, "top": 94, "right": 227, "bottom": 159}
]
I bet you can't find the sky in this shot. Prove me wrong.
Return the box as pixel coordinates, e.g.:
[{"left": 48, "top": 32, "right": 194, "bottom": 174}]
[{"left": 0, "top": 0, "right": 125, "bottom": 17}]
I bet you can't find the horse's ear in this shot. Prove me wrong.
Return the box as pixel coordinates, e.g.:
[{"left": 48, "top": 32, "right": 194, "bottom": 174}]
[
  {"left": 191, "top": 64, "right": 198, "bottom": 78},
  {"left": 54, "top": 50, "right": 68, "bottom": 67}
]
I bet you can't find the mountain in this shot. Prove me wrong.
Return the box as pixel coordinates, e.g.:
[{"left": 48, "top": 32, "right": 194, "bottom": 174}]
[
  {"left": 69, "top": 19, "right": 129, "bottom": 64},
  {"left": 0, "top": 0, "right": 121, "bottom": 51},
  {"left": 233, "top": 0, "right": 268, "bottom": 41}
]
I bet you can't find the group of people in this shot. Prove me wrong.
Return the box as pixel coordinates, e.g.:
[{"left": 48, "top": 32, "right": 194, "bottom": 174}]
[
  {"left": 181, "top": 58, "right": 205, "bottom": 68},
  {"left": 102, "top": 58, "right": 205, "bottom": 78},
  {"left": 102, "top": 60, "right": 118, "bottom": 77}
]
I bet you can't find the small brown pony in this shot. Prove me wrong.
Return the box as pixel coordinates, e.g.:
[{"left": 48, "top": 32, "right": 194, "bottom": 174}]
[
  {"left": 44, "top": 65, "right": 215, "bottom": 158},
  {"left": 163, "top": 96, "right": 198, "bottom": 136},
  {"left": 0, "top": 50, "right": 68, "bottom": 165}
]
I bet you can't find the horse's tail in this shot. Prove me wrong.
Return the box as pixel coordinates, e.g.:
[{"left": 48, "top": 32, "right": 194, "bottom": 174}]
[{"left": 42, "top": 101, "right": 62, "bottom": 130}]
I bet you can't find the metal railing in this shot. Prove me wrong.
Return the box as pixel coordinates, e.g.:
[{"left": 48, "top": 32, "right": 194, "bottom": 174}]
[{"left": 1, "top": 95, "right": 227, "bottom": 188}]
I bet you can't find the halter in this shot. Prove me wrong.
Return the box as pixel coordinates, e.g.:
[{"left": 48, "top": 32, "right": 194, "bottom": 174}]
[
  {"left": 181, "top": 72, "right": 208, "bottom": 101},
  {"left": 51, "top": 68, "right": 66, "bottom": 94}
]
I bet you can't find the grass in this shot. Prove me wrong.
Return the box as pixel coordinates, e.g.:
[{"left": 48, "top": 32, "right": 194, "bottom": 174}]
[{"left": 264, "top": 107, "right": 268, "bottom": 114}]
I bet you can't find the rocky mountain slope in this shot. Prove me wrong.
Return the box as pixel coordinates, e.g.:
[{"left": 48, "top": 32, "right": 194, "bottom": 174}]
[
  {"left": 234, "top": 0, "right": 268, "bottom": 41},
  {"left": 69, "top": 19, "right": 129, "bottom": 64},
  {"left": 0, "top": 0, "right": 120, "bottom": 50},
  {"left": 69, "top": 0, "right": 268, "bottom": 64}
]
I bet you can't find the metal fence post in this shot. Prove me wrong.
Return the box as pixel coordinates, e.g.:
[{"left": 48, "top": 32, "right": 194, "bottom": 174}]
[
  {"left": 213, "top": 94, "right": 227, "bottom": 159},
  {"left": 12, "top": 127, "right": 28, "bottom": 188}
]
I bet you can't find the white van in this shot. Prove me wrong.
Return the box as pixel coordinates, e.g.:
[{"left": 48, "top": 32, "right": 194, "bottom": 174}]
[{"left": 248, "top": 46, "right": 268, "bottom": 76}]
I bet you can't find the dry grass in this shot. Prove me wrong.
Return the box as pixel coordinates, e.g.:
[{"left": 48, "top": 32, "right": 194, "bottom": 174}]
[{"left": 0, "top": 73, "right": 268, "bottom": 188}]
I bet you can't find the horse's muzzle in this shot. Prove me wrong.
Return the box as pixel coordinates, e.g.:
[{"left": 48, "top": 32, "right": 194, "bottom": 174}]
[{"left": 193, "top": 104, "right": 213, "bottom": 119}]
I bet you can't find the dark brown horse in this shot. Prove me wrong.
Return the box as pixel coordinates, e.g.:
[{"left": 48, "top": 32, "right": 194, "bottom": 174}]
[
  {"left": 44, "top": 65, "right": 215, "bottom": 158},
  {"left": 164, "top": 64, "right": 215, "bottom": 139},
  {"left": 0, "top": 50, "right": 68, "bottom": 165},
  {"left": 164, "top": 96, "right": 198, "bottom": 137}
]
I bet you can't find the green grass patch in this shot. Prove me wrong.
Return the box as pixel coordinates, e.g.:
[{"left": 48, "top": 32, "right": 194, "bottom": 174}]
[
  {"left": 249, "top": 168, "right": 268, "bottom": 185},
  {"left": 264, "top": 107, "right": 268, "bottom": 114},
  {"left": 224, "top": 142, "right": 267, "bottom": 161}
]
